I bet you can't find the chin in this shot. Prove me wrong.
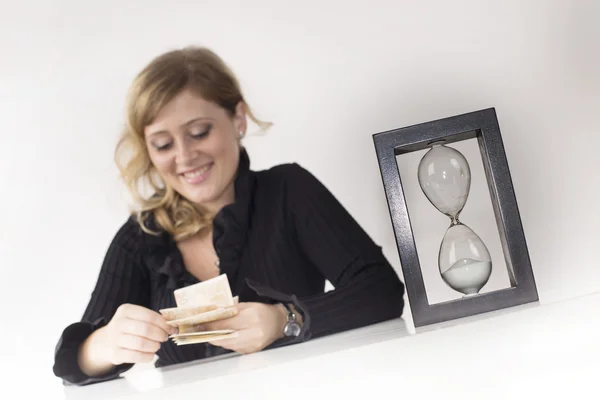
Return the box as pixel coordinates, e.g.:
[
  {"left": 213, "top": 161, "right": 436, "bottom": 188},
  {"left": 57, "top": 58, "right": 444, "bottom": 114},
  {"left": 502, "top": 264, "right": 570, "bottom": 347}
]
[
  {"left": 181, "top": 188, "right": 219, "bottom": 207},
  {"left": 179, "top": 190, "right": 212, "bottom": 204},
  {"left": 166, "top": 174, "right": 228, "bottom": 209}
]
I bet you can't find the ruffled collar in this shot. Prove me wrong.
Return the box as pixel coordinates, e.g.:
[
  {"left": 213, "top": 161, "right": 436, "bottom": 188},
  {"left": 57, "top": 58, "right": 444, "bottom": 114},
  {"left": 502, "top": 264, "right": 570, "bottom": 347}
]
[{"left": 141, "top": 148, "right": 255, "bottom": 293}]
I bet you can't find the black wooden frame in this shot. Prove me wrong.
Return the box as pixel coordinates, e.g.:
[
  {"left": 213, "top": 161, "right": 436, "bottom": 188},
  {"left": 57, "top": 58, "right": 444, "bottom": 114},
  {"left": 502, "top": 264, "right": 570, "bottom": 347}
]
[{"left": 372, "top": 108, "right": 539, "bottom": 327}]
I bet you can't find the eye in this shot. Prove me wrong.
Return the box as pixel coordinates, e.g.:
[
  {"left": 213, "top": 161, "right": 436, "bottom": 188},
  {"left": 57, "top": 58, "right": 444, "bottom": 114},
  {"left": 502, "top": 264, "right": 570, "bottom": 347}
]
[
  {"left": 152, "top": 141, "right": 172, "bottom": 151},
  {"left": 190, "top": 124, "right": 212, "bottom": 139}
]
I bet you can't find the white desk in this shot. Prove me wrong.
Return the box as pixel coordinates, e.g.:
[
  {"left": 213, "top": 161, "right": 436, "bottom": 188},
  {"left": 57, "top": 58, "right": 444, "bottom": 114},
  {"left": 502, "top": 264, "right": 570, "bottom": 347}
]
[{"left": 63, "top": 291, "right": 600, "bottom": 400}]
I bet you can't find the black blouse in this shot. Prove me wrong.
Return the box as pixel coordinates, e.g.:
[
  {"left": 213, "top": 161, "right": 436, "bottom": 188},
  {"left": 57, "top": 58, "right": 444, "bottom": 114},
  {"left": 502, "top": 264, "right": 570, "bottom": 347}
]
[{"left": 52, "top": 148, "right": 406, "bottom": 386}]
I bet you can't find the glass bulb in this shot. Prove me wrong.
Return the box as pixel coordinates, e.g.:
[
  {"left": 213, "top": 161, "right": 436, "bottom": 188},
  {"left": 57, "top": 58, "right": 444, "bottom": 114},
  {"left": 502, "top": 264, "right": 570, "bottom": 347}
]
[
  {"left": 417, "top": 143, "right": 471, "bottom": 221},
  {"left": 438, "top": 223, "right": 492, "bottom": 295}
]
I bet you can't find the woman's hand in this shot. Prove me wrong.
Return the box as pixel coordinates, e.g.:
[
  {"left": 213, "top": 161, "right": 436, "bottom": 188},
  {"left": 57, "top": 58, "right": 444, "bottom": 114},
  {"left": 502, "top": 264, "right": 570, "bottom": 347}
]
[
  {"left": 78, "top": 303, "right": 177, "bottom": 376},
  {"left": 201, "top": 302, "right": 294, "bottom": 354}
]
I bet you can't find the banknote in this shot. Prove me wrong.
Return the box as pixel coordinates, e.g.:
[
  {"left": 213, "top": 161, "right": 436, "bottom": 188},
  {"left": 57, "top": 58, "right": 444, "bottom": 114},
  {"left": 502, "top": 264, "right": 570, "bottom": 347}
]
[
  {"left": 159, "top": 297, "right": 239, "bottom": 322},
  {"left": 173, "top": 274, "right": 235, "bottom": 308},
  {"left": 160, "top": 274, "right": 240, "bottom": 346},
  {"left": 171, "top": 331, "right": 238, "bottom": 346},
  {"left": 170, "top": 329, "right": 235, "bottom": 339},
  {"left": 165, "top": 306, "right": 238, "bottom": 327},
  {"left": 159, "top": 304, "right": 220, "bottom": 321}
]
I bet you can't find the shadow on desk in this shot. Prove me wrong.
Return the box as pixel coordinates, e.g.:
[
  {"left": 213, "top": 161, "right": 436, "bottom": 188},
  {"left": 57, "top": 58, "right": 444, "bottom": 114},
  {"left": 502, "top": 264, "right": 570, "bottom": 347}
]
[{"left": 63, "top": 318, "right": 410, "bottom": 400}]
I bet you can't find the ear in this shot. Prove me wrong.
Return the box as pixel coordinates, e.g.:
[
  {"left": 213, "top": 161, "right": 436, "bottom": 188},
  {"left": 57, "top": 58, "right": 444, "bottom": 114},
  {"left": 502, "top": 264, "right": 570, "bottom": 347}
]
[{"left": 233, "top": 101, "right": 248, "bottom": 136}]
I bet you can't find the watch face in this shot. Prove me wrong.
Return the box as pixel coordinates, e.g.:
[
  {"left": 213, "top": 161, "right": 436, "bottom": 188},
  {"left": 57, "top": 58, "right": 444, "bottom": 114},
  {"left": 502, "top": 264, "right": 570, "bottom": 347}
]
[{"left": 284, "top": 321, "right": 302, "bottom": 337}]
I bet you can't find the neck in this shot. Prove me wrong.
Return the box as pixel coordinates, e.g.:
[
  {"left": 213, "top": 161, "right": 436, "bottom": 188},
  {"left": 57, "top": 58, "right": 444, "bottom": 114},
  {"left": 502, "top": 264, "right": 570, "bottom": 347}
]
[{"left": 198, "top": 183, "right": 236, "bottom": 217}]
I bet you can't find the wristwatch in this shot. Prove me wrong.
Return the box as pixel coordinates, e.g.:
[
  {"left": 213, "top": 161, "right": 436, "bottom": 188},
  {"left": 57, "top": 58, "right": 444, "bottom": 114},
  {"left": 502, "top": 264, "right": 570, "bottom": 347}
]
[{"left": 280, "top": 302, "right": 302, "bottom": 337}]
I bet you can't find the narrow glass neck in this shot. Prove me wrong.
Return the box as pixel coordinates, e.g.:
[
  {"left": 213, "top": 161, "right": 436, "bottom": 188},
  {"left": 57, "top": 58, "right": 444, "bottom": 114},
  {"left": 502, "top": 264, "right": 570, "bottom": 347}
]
[{"left": 450, "top": 214, "right": 461, "bottom": 225}]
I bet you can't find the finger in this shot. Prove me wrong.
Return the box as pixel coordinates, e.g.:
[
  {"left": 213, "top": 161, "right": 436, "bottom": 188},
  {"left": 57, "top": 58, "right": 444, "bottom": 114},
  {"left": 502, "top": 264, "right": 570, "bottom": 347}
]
[
  {"left": 114, "top": 347, "right": 156, "bottom": 364},
  {"left": 119, "top": 304, "right": 177, "bottom": 335},
  {"left": 210, "top": 340, "right": 259, "bottom": 354},
  {"left": 208, "top": 338, "right": 237, "bottom": 349},
  {"left": 122, "top": 304, "right": 176, "bottom": 334},
  {"left": 208, "top": 340, "right": 234, "bottom": 351},
  {"left": 235, "top": 303, "right": 252, "bottom": 311},
  {"left": 121, "top": 319, "right": 170, "bottom": 343},
  {"left": 201, "top": 317, "right": 238, "bottom": 332},
  {"left": 208, "top": 331, "right": 244, "bottom": 349},
  {"left": 117, "top": 332, "right": 162, "bottom": 354}
]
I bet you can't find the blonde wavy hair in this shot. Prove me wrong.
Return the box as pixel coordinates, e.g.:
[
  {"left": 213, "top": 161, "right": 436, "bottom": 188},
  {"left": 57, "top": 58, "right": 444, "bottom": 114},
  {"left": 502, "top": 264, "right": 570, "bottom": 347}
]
[{"left": 114, "top": 46, "right": 271, "bottom": 241}]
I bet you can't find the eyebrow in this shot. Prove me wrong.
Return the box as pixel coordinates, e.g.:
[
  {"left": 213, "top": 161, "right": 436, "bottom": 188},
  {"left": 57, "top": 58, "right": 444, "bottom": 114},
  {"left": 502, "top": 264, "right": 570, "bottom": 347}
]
[{"left": 147, "top": 117, "right": 213, "bottom": 136}]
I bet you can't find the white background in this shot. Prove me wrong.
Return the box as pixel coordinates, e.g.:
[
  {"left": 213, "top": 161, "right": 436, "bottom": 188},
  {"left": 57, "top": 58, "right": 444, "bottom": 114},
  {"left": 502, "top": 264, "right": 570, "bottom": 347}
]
[{"left": 1, "top": 0, "right": 598, "bottom": 398}]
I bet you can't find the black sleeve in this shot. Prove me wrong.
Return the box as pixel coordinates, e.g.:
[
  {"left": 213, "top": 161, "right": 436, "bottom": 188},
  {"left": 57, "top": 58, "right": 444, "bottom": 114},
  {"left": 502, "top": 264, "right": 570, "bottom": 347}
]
[
  {"left": 52, "top": 217, "right": 152, "bottom": 386},
  {"left": 246, "top": 163, "right": 405, "bottom": 343}
]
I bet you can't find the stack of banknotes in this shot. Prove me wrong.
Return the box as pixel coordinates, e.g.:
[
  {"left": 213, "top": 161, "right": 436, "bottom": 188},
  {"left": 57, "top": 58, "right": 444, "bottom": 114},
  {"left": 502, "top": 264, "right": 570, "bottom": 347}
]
[{"left": 159, "top": 274, "right": 239, "bottom": 345}]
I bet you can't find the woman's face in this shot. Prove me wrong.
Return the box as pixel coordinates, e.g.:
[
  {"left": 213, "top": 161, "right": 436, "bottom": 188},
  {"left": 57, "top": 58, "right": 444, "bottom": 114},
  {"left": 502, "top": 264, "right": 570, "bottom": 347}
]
[{"left": 144, "top": 88, "right": 246, "bottom": 213}]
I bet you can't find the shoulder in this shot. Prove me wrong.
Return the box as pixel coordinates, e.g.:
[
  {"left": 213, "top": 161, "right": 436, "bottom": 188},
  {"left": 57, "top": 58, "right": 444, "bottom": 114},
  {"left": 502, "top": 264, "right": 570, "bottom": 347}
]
[
  {"left": 106, "top": 214, "right": 147, "bottom": 255},
  {"left": 253, "top": 162, "right": 339, "bottom": 211},
  {"left": 256, "top": 162, "right": 322, "bottom": 187},
  {"left": 254, "top": 162, "right": 328, "bottom": 198}
]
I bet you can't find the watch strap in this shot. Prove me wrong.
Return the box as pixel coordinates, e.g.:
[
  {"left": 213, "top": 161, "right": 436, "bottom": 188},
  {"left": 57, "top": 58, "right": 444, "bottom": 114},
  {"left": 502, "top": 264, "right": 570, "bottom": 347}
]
[
  {"left": 279, "top": 302, "right": 302, "bottom": 337},
  {"left": 280, "top": 302, "right": 295, "bottom": 321}
]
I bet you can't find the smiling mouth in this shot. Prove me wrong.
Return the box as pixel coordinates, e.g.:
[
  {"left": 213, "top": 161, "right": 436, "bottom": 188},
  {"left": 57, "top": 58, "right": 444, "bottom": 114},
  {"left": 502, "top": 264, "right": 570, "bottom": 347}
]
[{"left": 180, "top": 163, "right": 213, "bottom": 184}]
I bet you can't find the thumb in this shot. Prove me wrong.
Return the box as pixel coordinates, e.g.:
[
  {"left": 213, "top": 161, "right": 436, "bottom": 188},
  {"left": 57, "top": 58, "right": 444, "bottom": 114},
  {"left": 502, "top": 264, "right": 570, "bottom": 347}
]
[{"left": 201, "top": 317, "right": 237, "bottom": 332}]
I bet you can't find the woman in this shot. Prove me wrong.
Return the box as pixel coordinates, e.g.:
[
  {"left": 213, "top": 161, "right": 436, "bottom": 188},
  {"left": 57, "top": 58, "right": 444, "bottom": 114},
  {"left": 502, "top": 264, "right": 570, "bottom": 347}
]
[{"left": 52, "top": 46, "right": 405, "bottom": 386}]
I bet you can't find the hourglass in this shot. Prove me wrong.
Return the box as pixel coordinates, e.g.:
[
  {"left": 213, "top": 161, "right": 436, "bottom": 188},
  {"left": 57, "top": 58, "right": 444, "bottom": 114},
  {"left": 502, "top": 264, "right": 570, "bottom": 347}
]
[
  {"left": 417, "top": 141, "right": 492, "bottom": 296},
  {"left": 373, "top": 107, "right": 538, "bottom": 328}
]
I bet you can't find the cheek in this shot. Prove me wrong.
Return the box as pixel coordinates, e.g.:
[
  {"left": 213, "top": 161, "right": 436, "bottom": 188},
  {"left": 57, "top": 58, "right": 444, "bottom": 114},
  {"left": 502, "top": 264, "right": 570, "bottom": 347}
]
[
  {"left": 206, "top": 132, "right": 238, "bottom": 160},
  {"left": 148, "top": 151, "right": 174, "bottom": 174}
]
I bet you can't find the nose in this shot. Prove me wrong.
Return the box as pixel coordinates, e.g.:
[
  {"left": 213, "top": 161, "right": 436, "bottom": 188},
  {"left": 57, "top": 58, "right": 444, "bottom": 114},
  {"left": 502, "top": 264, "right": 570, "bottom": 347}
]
[{"left": 174, "top": 138, "right": 198, "bottom": 165}]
